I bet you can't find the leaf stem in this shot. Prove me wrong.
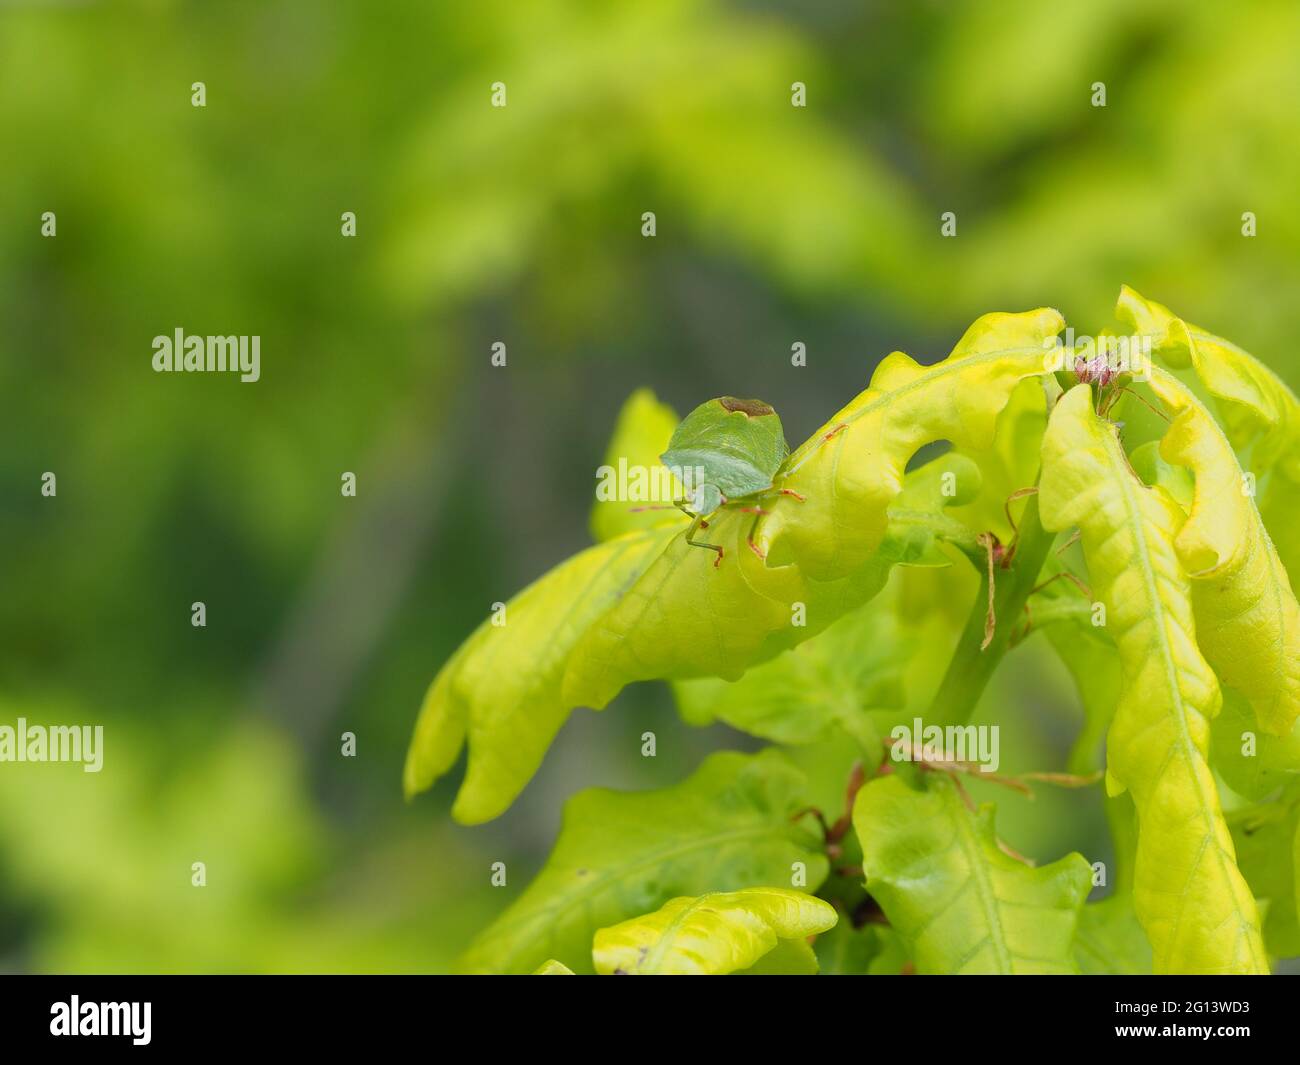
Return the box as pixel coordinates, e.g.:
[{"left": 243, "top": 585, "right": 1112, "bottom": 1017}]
[{"left": 924, "top": 492, "right": 1056, "bottom": 727}]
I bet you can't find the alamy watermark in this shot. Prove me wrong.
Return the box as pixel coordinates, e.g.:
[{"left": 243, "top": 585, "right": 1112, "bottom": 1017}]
[
  {"left": 0, "top": 718, "right": 103, "bottom": 772},
  {"left": 1042, "top": 328, "right": 1151, "bottom": 382},
  {"left": 595, "top": 460, "right": 706, "bottom": 504},
  {"left": 50, "top": 996, "right": 150, "bottom": 1045},
  {"left": 889, "top": 717, "right": 1000, "bottom": 773},
  {"left": 152, "top": 328, "right": 260, "bottom": 382}
]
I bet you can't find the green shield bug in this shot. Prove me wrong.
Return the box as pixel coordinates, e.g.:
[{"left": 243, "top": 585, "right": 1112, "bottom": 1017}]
[{"left": 641, "top": 396, "right": 807, "bottom": 567}]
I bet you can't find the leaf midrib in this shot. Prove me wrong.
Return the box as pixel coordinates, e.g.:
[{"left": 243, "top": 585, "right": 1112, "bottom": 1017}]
[
  {"left": 1101, "top": 425, "right": 1261, "bottom": 969},
  {"left": 1154, "top": 368, "right": 1292, "bottom": 723},
  {"left": 944, "top": 785, "right": 1013, "bottom": 973}
]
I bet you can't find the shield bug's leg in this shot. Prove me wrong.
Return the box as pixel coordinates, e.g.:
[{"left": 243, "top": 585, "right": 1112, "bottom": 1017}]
[
  {"left": 733, "top": 494, "right": 780, "bottom": 560},
  {"left": 780, "top": 421, "right": 849, "bottom": 479},
  {"left": 628, "top": 498, "right": 695, "bottom": 516},
  {"left": 689, "top": 537, "right": 725, "bottom": 567},
  {"left": 803, "top": 422, "right": 849, "bottom": 463},
  {"left": 684, "top": 516, "right": 725, "bottom": 567},
  {"left": 788, "top": 423, "right": 849, "bottom": 475},
  {"left": 777, "top": 488, "right": 805, "bottom": 502}
]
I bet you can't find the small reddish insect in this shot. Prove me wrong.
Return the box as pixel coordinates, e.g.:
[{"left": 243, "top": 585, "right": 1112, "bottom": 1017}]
[
  {"left": 1072, "top": 353, "right": 1119, "bottom": 389},
  {"left": 1067, "top": 352, "right": 1168, "bottom": 423}
]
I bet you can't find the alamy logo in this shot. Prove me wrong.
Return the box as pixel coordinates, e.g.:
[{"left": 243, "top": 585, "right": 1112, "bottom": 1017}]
[
  {"left": 0, "top": 718, "right": 103, "bottom": 772},
  {"left": 889, "top": 717, "right": 1000, "bottom": 772},
  {"left": 594, "top": 459, "right": 706, "bottom": 504},
  {"left": 1041, "top": 328, "right": 1151, "bottom": 381},
  {"left": 152, "top": 328, "right": 261, "bottom": 382},
  {"left": 50, "top": 996, "right": 151, "bottom": 1045}
]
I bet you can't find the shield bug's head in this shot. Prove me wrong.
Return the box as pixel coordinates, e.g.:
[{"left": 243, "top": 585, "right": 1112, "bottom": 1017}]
[
  {"left": 684, "top": 482, "right": 723, "bottom": 518},
  {"left": 661, "top": 397, "right": 790, "bottom": 502}
]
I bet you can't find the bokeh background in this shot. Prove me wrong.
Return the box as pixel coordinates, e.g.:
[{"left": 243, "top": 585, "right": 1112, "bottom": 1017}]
[{"left": 2, "top": 0, "right": 1298, "bottom": 972}]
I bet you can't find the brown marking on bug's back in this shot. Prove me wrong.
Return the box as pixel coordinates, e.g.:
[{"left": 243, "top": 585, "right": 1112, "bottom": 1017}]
[{"left": 718, "top": 396, "right": 774, "bottom": 417}]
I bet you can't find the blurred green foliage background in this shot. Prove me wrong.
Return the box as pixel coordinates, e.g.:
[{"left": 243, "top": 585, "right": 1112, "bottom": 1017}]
[{"left": 2, "top": 0, "right": 1298, "bottom": 972}]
